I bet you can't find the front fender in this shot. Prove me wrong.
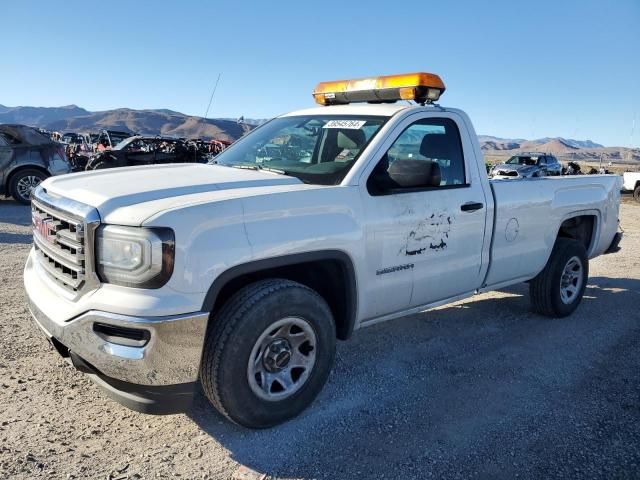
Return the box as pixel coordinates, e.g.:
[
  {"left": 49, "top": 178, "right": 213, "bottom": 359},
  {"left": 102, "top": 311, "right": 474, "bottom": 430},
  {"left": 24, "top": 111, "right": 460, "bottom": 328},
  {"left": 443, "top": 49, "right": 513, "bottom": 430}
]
[{"left": 144, "top": 186, "right": 364, "bottom": 310}]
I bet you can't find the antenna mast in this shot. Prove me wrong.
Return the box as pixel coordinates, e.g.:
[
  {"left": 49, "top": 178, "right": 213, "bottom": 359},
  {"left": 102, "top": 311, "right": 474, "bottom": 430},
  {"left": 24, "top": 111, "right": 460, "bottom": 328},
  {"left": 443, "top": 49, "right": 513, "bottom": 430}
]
[{"left": 202, "top": 73, "right": 222, "bottom": 123}]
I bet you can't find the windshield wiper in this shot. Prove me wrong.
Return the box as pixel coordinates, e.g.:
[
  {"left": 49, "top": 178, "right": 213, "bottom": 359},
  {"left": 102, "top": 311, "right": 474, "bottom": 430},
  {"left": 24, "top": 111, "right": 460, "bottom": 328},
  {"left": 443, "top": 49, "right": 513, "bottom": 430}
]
[{"left": 225, "top": 164, "right": 288, "bottom": 175}]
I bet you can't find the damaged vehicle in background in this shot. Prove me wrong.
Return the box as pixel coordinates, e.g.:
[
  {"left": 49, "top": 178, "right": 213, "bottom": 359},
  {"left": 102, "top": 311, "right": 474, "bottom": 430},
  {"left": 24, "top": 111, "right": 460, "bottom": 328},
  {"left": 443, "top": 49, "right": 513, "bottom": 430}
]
[
  {"left": 85, "top": 135, "right": 209, "bottom": 170},
  {"left": 96, "top": 129, "right": 135, "bottom": 150},
  {"left": 490, "top": 152, "right": 562, "bottom": 179},
  {"left": 63, "top": 134, "right": 95, "bottom": 171},
  {"left": 60, "top": 132, "right": 84, "bottom": 145},
  {"left": 59, "top": 130, "right": 134, "bottom": 171},
  {"left": 0, "top": 124, "right": 71, "bottom": 204}
]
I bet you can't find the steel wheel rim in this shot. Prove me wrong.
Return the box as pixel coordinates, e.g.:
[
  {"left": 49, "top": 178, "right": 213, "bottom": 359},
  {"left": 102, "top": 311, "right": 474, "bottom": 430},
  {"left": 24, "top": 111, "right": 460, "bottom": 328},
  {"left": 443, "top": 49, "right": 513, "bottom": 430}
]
[
  {"left": 16, "top": 175, "right": 42, "bottom": 200},
  {"left": 560, "top": 256, "right": 583, "bottom": 304},
  {"left": 247, "top": 317, "right": 317, "bottom": 401}
]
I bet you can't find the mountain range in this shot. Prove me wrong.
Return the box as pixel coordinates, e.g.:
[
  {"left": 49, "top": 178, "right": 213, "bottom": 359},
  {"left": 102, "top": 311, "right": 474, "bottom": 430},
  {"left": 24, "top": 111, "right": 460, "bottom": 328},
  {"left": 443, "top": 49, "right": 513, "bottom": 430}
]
[
  {"left": 477, "top": 135, "right": 639, "bottom": 162},
  {"left": 0, "top": 104, "right": 253, "bottom": 142},
  {"left": 1, "top": 104, "right": 638, "bottom": 161},
  {"left": 477, "top": 135, "right": 604, "bottom": 150}
]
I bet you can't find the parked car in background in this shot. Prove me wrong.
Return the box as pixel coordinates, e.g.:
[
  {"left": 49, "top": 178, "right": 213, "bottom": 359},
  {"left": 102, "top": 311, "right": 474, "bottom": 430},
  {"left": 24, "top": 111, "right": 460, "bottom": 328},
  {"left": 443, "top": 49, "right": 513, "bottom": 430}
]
[
  {"left": 0, "top": 124, "right": 71, "bottom": 204},
  {"left": 85, "top": 135, "right": 207, "bottom": 170},
  {"left": 622, "top": 171, "right": 640, "bottom": 202},
  {"left": 490, "top": 153, "right": 562, "bottom": 179}
]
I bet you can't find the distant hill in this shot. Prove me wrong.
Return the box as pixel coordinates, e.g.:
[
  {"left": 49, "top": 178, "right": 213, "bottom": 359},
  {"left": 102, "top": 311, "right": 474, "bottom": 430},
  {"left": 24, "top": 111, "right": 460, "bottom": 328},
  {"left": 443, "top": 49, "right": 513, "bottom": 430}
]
[
  {"left": 479, "top": 135, "right": 605, "bottom": 151},
  {"left": 0, "top": 104, "right": 90, "bottom": 125},
  {"left": 0, "top": 104, "right": 253, "bottom": 142},
  {"left": 518, "top": 138, "right": 579, "bottom": 153},
  {"left": 479, "top": 134, "right": 639, "bottom": 163},
  {"left": 480, "top": 140, "right": 521, "bottom": 151},
  {"left": 478, "top": 135, "right": 527, "bottom": 144},
  {"left": 529, "top": 137, "right": 604, "bottom": 149},
  {"left": 44, "top": 108, "right": 252, "bottom": 142}
]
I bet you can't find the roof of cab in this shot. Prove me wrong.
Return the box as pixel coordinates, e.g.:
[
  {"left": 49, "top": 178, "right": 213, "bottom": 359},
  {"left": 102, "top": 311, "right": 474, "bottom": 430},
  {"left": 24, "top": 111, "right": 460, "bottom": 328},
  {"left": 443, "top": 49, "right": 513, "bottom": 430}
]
[{"left": 280, "top": 103, "right": 412, "bottom": 118}]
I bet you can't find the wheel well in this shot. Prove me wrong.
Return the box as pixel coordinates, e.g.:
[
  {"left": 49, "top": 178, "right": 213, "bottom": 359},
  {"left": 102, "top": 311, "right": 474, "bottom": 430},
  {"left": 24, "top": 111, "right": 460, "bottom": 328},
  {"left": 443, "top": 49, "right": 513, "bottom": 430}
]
[
  {"left": 557, "top": 215, "right": 595, "bottom": 252},
  {"left": 208, "top": 256, "right": 357, "bottom": 341},
  {"left": 5, "top": 165, "right": 49, "bottom": 192}
]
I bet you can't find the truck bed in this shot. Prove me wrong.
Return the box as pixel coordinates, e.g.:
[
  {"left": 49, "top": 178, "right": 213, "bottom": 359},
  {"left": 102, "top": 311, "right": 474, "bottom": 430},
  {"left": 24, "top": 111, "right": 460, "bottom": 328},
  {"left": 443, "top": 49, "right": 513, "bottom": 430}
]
[{"left": 484, "top": 175, "right": 622, "bottom": 288}]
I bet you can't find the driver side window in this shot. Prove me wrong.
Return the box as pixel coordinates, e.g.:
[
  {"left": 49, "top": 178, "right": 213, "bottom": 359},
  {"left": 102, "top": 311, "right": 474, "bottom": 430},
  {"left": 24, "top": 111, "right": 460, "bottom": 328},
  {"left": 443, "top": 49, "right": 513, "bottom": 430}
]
[{"left": 367, "top": 117, "right": 466, "bottom": 195}]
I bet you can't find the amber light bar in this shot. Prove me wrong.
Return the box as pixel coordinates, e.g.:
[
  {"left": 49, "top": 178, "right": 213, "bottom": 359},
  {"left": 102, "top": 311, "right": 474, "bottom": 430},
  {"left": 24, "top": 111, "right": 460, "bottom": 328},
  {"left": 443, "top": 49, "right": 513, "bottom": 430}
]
[{"left": 312, "top": 72, "right": 446, "bottom": 106}]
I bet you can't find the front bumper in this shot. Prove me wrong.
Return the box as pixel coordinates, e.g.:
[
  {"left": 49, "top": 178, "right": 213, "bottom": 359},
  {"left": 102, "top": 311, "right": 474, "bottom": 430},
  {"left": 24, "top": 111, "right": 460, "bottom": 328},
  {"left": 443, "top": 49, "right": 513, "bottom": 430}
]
[{"left": 26, "top": 293, "right": 209, "bottom": 413}]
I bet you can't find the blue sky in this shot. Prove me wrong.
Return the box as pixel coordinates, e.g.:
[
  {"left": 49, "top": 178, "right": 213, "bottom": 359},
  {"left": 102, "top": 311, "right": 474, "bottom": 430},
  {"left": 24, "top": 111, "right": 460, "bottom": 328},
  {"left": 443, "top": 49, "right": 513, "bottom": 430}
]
[{"left": 1, "top": 0, "right": 638, "bottom": 146}]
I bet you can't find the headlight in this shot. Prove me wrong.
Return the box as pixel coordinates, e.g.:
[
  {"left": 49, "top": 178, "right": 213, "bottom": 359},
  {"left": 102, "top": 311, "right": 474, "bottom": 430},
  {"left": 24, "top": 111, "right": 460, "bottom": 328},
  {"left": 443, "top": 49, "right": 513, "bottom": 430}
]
[{"left": 96, "top": 225, "right": 174, "bottom": 288}]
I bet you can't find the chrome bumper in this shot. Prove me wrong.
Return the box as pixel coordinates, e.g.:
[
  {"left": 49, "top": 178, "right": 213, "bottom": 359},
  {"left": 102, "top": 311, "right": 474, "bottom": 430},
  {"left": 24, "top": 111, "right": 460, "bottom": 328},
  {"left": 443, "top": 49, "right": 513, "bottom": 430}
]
[{"left": 27, "top": 296, "right": 209, "bottom": 386}]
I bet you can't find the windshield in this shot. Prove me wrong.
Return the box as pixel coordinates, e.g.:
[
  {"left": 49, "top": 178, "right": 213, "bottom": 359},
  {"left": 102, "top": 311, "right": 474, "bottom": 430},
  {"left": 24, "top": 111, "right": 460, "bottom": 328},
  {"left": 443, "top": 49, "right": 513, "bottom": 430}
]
[
  {"left": 113, "top": 137, "right": 136, "bottom": 150},
  {"left": 107, "top": 132, "right": 132, "bottom": 146},
  {"left": 506, "top": 155, "right": 540, "bottom": 166},
  {"left": 212, "top": 115, "right": 387, "bottom": 185}
]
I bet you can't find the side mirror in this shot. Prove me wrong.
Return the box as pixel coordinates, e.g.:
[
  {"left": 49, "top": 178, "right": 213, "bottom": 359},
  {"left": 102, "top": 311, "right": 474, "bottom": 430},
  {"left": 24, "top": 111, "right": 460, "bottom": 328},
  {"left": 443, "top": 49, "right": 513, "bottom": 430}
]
[{"left": 386, "top": 158, "right": 441, "bottom": 188}]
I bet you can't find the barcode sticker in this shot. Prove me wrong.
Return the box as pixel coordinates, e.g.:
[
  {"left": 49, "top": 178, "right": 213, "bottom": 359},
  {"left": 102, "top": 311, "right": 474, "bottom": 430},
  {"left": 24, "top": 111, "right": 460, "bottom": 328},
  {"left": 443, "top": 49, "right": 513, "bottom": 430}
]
[{"left": 323, "top": 120, "right": 367, "bottom": 129}]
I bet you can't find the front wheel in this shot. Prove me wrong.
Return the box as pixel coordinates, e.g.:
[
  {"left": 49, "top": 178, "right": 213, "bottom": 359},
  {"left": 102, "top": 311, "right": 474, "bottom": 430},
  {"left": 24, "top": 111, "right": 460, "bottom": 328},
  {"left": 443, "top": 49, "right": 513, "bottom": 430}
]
[
  {"left": 529, "top": 238, "right": 589, "bottom": 317},
  {"left": 200, "top": 279, "right": 336, "bottom": 428},
  {"left": 634, "top": 185, "right": 640, "bottom": 203},
  {"left": 9, "top": 169, "right": 48, "bottom": 204}
]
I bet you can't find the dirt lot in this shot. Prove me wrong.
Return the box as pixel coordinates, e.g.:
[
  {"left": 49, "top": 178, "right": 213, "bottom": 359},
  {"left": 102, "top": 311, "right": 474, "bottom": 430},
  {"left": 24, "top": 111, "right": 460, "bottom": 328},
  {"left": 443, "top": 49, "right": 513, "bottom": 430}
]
[{"left": 1, "top": 195, "right": 639, "bottom": 480}]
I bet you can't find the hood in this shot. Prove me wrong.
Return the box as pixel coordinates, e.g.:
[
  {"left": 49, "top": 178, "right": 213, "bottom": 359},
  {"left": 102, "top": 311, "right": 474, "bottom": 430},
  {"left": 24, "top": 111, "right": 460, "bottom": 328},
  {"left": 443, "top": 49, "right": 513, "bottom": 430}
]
[
  {"left": 42, "top": 163, "right": 304, "bottom": 225},
  {"left": 492, "top": 163, "right": 539, "bottom": 176}
]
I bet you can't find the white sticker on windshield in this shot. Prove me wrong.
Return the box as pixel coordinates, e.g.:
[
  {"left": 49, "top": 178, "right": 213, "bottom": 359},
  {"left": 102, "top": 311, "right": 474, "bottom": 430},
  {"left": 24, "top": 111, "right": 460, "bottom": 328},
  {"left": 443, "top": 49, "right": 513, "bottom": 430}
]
[{"left": 323, "top": 120, "right": 367, "bottom": 129}]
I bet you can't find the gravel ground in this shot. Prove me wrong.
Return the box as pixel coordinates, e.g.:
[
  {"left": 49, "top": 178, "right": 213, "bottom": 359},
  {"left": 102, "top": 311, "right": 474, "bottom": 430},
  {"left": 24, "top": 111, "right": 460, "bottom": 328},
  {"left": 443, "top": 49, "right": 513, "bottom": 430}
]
[{"left": 1, "top": 195, "right": 639, "bottom": 480}]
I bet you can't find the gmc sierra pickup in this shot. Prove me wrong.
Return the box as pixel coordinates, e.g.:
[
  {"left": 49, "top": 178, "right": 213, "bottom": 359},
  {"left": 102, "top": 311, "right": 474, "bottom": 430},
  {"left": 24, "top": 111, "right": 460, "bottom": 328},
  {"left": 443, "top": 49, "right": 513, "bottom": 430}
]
[{"left": 24, "top": 73, "right": 623, "bottom": 428}]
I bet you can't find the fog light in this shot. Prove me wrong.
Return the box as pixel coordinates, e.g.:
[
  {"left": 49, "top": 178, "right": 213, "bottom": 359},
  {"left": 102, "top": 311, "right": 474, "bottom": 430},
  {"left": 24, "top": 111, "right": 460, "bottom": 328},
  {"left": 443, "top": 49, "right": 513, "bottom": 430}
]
[{"left": 93, "top": 323, "right": 150, "bottom": 347}]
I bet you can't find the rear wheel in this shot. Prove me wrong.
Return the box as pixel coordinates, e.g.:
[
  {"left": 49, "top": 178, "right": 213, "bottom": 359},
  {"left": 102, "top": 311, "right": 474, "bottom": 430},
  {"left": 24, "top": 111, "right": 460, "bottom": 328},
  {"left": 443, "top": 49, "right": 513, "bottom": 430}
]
[
  {"left": 200, "top": 279, "right": 336, "bottom": 428},
  {"left": 529, "top": 238, "right": 588, "bottom": 317},
  {"left": 9, "top": 169, "right": 47, "bottom": 204},
  {"left": 634, "top": 185, "right": 640, "bottom": 203}
]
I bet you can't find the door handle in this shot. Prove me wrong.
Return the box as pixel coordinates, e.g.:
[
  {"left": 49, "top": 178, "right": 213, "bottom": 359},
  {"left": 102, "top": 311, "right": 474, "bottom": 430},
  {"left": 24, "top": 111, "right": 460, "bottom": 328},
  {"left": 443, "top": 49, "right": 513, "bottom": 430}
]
[{"left": 460, "top": 202, "right": 484, "bottom": 212}]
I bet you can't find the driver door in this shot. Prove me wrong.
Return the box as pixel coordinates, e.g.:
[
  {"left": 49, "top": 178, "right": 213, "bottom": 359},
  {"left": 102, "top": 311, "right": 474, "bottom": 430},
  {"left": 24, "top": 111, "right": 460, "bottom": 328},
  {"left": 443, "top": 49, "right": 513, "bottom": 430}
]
[{"left": 359, "top": 113, "right": 488, "bottom": 320}]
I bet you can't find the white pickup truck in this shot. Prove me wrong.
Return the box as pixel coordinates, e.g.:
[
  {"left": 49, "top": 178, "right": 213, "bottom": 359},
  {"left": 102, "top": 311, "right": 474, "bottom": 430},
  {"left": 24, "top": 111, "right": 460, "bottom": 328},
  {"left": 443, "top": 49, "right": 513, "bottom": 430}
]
[
  {"left": 622, "top": 171, "right": 640, "bottom": 201},
  {"left": 24, "top": 73, "right": 623, "bottom": 428}
]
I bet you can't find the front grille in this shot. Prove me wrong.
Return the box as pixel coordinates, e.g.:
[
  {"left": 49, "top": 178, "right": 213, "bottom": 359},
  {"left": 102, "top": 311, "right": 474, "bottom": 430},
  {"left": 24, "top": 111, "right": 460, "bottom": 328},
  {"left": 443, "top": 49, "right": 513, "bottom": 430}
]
[
  {"left": 32, "top": 201, "right": 87, "bottom": 292},
  {"left": 497, "top": 170, "right": 518, "bottom": 177},
  {"left": 30, "top": 187, "right": 101, "bottom": 296}
]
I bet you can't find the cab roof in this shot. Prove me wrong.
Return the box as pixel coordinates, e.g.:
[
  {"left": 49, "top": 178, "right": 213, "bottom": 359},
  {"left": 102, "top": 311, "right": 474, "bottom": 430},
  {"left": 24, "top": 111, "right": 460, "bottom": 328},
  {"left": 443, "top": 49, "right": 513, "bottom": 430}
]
[{"left": 280, "top": 103, "right": 413, "bottom": 118}]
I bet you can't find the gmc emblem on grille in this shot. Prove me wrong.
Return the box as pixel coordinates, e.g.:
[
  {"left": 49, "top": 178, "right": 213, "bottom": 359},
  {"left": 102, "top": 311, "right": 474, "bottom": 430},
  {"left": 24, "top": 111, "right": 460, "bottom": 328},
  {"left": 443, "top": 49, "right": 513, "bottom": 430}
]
[{"left": 32, "top": 211, "right": 56, "bottom": 244}]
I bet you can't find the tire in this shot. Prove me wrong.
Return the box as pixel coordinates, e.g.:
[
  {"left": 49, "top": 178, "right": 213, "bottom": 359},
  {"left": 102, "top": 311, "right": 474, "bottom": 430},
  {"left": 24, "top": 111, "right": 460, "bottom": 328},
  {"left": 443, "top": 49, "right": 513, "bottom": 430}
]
[
  {"left": 200, "top": 279, "right": 336, "bottom": 428},
  {"left": 634, "top": 185, "right": 640, "bottom": 203},
  {"left": 529, "top": 238, "right": 589, "bottom": 317},
  {"left": 9, "top": 168, "right": 48, "bottom": 204}
]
